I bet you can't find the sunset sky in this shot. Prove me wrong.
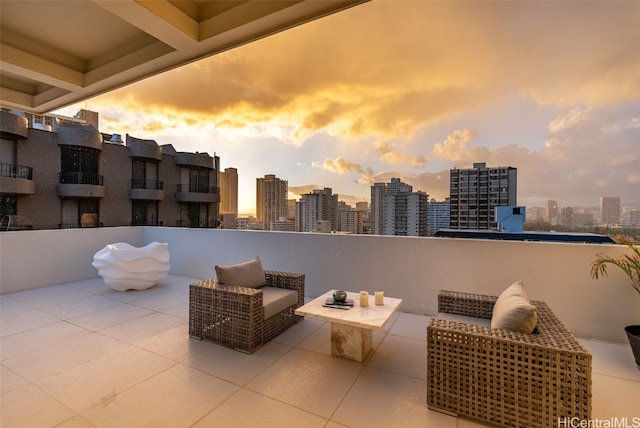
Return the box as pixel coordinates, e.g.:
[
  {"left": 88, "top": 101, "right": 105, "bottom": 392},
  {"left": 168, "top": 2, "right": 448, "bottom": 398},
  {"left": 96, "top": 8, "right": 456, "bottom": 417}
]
[{"left": 54, "top": 1, "right": 640, "bottom": 215}]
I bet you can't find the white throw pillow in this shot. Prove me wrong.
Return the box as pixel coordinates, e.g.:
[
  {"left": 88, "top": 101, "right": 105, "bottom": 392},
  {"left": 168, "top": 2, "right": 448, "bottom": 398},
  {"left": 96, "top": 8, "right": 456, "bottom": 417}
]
[
  {"left": 491, "top": 281, "right": 537, "bottom": 334},
  {"left": 215, "top": 257, "right": 266, "bottom": 288}
]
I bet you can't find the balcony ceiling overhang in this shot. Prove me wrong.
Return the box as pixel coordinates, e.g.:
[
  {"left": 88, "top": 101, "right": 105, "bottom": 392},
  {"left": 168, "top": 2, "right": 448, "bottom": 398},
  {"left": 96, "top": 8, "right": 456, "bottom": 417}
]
[{"left": 0, "top": 0, "right": 367, "bottom": 114}]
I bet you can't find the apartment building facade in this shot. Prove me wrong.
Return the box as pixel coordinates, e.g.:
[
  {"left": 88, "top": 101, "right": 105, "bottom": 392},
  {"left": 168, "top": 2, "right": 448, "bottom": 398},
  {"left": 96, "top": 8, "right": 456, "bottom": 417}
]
[
  {"left": 600, "top": 196, "right": 621, "bottom": 226},
  {"left": 0, "top": 109, "right": 220, "bottom": 230},
  {"left": 449, "top": 162, "right": 517, "bottom": 230},
  {"left": 295, "top": 187, "right": 338, "bottom": 232},
  {"left": 219, "top": 167, "right": 238, "bottom": 215},
  {"left": 427, "top": 198, "right": 450, "bottom": 233},
  {"left": 256, "top": 174, "right": 288, "bottom": 228},
  {"left": 371, "top": 178, "right": 429, "bottom": 237}
]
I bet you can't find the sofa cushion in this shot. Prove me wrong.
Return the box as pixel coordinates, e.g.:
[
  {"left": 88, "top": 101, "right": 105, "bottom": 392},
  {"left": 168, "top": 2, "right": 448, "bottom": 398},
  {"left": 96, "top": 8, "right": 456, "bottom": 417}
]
[
  {"left": 215, "top": 257, "right": 266, "bottom": 288},
  {"left": 438, "top": 312, "right": 492, "bottom": 327},
  {"left": 491, "top": 280, "right": 537, "bottom": 334},
  {"left": 261, "top": 286, "right": 298, "bottom": 319}
]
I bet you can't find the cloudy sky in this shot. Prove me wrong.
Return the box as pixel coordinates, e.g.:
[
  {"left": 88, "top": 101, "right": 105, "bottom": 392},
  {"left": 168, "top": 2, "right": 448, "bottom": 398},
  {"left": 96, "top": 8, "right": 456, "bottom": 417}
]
[{"left": 54, "top": 1, "right": 640, "bottom": 215}]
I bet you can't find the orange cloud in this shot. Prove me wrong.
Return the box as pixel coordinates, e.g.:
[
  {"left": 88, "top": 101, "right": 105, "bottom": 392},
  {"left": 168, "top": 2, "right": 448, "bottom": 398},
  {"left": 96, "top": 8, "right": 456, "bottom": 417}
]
[{"left": 323, "top": 157, "right": 375, "bottom": 184}]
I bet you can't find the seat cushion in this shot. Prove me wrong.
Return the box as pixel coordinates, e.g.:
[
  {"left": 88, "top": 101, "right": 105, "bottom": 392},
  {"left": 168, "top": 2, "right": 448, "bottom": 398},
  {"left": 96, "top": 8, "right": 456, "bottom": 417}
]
[
  {"left": 215, "top": 257, "right": 266, "bottom": 288},
  {"left": 491, "top": 280, "right": 537, "bottom": 334},
  {"left": 261, "top": 286, "right": 298, "bottom": 319},
  {"left": 438, "top": 312, "right": 492, "bottom": 327}
]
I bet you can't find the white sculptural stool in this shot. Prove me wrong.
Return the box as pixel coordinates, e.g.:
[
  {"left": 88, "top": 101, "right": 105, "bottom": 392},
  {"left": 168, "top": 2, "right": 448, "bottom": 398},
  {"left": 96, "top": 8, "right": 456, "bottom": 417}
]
[{"left": 92, "top": 242, "right": 170, "bottom": 291}]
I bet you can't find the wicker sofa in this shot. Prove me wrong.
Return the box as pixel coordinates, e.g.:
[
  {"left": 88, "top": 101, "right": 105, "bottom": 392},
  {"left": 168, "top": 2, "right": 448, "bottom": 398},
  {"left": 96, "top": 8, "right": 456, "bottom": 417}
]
[
  {"left": 189, "top": 270, "right": 305, "bottom": 353},
  {"left": 427, "top": 290, "right": 592, "bottom": 428}
]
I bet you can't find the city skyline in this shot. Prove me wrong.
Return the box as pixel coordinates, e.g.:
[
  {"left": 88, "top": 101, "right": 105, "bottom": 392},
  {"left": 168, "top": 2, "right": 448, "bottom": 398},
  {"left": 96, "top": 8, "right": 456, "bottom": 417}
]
[{"left": 52, "top": 1, "right": 640, "bottom": 214}]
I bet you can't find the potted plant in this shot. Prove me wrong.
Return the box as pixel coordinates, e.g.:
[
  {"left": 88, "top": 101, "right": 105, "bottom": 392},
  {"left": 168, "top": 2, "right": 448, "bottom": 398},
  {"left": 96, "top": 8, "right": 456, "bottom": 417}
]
[{"left": 590, "top": 236, "right": 640, "bottom": 368}]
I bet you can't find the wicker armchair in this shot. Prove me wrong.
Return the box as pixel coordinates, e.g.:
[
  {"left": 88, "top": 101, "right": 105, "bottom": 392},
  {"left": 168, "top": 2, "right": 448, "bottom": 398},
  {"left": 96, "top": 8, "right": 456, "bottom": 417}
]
[
  {"left": 189, "top": 270, "right": 305, "bottom": 353},
  {"left": 427, "top": 290, "right": 592, "bottom": 428}
]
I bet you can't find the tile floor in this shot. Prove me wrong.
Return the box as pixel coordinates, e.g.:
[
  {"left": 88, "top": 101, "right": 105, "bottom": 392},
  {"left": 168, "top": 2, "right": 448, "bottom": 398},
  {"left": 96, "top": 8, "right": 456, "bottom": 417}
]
[{"left": 1, "top": 275, "right": 639, "bottom": 428}]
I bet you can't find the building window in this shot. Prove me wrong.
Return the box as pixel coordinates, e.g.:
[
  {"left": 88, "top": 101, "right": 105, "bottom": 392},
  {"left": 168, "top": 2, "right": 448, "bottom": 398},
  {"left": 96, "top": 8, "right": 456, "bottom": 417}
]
[
  {"left": 60, "top": 146, "right": 101, "bottom": 184},
  {"left": 132, "top": 200, "right": 159, "bottom": 226},
  {"left": 179, "top": 167, "right": 211, "bottom": 193},
  {"left": 0, "top": 195, "right": 17, "bottom": 217},
  {"left": 60, "top": 198, "right": 100, "bottom": 228},
  {"left": 179, "top": 202, "right": 210, "bottom": 227},
  {"left": 132, "top": 159, "right": 161, "bottom": 189}
]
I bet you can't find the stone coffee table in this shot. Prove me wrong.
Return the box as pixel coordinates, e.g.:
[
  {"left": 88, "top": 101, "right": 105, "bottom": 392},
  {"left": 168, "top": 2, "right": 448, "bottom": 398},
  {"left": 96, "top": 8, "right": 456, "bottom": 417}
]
[{"left": 295, "top": 290, "right": 402, "bottom": 362}]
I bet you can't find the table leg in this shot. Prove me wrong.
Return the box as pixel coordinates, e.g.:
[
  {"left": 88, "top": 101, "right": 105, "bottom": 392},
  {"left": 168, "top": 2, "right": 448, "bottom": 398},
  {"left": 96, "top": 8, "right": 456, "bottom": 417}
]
[{"left": 330, "top": 322, "right": 373, "bottom": 362}]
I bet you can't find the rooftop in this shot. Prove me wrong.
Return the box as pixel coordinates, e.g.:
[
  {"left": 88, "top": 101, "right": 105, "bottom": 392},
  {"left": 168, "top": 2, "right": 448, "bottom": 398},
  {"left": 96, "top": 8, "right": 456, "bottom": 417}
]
[{"left": 1, "top": 273, "right": 639, "bottom": 427}]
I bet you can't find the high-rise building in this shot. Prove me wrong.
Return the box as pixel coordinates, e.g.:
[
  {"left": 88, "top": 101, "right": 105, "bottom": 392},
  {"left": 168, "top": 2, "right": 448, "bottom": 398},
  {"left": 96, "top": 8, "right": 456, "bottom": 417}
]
[
  {"left": 370, "top": 183, "right": 387, "bottom": 235},
  {"left": 256, "top": 174, "right": 288, "bottom": 228},
  {"left": 371, "top": 178, "right": 429, "bottom": 236},
  {"left": 337, "top": 201, "right": 366, "bottom": 234},
  {"left": 558, "top": 206, "right": 574, "bottom": 227},
  {"left": 219, "top": 167, "right": 238, "bottom": 215},
  {"left": 449, "top": 162, "right": 517, "bottom": 230},
  {"left": 545, "top": 200, "right": 558, "bottom": 224},
  {"left": 296, "top": 188, "right": 338, "bottom": 232},
  {"left": 600, "top": 197, "right": 621, "bottom": 226},
  {"left": 0, "top": 109, "right": 220, "bottom": 230},
  {"left": 427, "top": 198, "right": 450, "bottom": 233}
]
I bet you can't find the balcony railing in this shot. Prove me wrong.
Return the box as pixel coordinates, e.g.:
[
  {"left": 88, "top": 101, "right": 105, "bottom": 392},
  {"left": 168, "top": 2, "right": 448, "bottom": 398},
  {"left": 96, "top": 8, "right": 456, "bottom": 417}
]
[
  {"left": 59, "top": 172, "right": 104, "bottom": 185},
  {"left": 176, "top": 184, "right": 219, "bottom": 194},
  {"left": 0, "top": 163, "right": 33, "bottom": 180},
  {"left": 175, "top": 219, "right": 219, "bottom": 228},
  {"left": 131, "top": 220, "right": 164, "bottom": 226},
  {"left": 58, "top": 222, "right": 103, "bottom": 229},
  {"left": 131, "top": 179, "right": 163, "bottom": 190}
]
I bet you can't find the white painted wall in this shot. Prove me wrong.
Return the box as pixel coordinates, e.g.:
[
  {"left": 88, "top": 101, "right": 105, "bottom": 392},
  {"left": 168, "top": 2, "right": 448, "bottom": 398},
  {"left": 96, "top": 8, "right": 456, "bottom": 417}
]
[
  {"left": 1, "top": 227, "right": 638, "bottom": 343},
  {"left": 0, "top": 227, "right": 143, "bottom": 293}
]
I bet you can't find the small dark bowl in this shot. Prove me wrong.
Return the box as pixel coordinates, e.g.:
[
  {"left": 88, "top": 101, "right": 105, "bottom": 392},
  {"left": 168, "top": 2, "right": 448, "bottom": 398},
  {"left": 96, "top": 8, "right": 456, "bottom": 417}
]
[{"left": 333, "top": 290, "right": 348, "bottom": 303}]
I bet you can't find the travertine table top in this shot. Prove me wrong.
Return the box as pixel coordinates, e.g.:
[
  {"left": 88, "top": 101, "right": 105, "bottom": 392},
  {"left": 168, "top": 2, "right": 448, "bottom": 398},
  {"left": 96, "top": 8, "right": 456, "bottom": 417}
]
[{"left": 295, "top": 290, "right": 402, "bottom": 330}]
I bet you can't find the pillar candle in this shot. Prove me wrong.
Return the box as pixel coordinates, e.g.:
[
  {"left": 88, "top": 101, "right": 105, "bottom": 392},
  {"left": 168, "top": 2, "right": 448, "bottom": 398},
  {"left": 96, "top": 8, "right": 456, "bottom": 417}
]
[
  {"left": 360, "top": 291, "right": 369, "bottom": 307},
  {"left": 375, "top": 291, "right": 384, "bottom": 305}
]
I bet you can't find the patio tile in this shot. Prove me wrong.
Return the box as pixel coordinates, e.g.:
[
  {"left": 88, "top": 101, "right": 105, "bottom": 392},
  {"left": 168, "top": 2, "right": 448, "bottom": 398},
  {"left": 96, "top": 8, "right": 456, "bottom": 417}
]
[
  {"left": 7, "top": 286, "right": 94, "bottom": 309},
  {"left": 246, "top": 347, "right": 363, "bottom": 418},
  {"left": 388, "top": 312, "right": 431, "bottom": 340},
  {"left": 125, "top": 288, "right": 186, "bottom": 312},
  {"left": 186, "top": 340, "right": 292, "bottom": 386},
  {"left": 3, "top": 333, "right": 126, "bottom": 382},
  {"left": 1, "top": 277, "right": 638, "bottom": 428},
  {"left": 193, "top": 388, "right": 327, "bottom": 428},
  {"left": 82, "top": 363, "right": 238, "bottom": 428},
  {"left": 136, "top": 326, "right": 210, "bottom": 362},
  {"left": 582, "top": 339, "right": 640, "bottom": 381},
  {"left": 591, "top": 373, "right": 640, "bottom": 421},
  {"left": 0, "top": 295, "right": 35, "bottom": 316},
  {"left": 53, "top": 416, "right": 95, "bottom": 428},
  {"left": 0, "top": 366, "right": 29, "bottom": 394},
  {"left": 162, "top": 301, "right": 189, "bottom": 318},
  {"left": 367, "top": 334, "right": 426, "bottom": 380},
  {"left": 1, "top": 320, "right": 87, "bottom": 361},
  {"left": 332, "top": 366, "right": 453, "bottom": 428},
  {"left": 35, "top": 345, "right": 175, "bottom": 413},
  {"left": 272, "top": 317, "right": 325, "bottom": 347},
  {"left": 41, "top": 295, "right": 121, "bottom": 320},
  {"left": 0, "top": 308, "right": 59, "bottom": 337},
  {"left": 65, "top": 303, "right": 153, "bottom": 331},
  {"left": 0, "top": 384, "right": 74, "bottom": 428},
  {"left": 97, "top": 312, "right": 184, "bottom": 344}
]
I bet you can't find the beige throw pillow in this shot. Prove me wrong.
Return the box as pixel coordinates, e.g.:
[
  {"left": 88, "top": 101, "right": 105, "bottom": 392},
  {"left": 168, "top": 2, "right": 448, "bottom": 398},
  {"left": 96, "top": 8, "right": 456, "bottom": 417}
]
[
  {"left": 215, "top": 257, "right": 266, "bottom": 288},
  {"left": 491, "top": 281, "right": 537, "bottom": 334}
]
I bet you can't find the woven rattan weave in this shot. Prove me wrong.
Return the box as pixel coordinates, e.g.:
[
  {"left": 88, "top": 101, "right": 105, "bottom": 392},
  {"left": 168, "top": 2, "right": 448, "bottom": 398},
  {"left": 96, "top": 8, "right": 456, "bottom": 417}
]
[
  {"left": 189, "top": 270, "right": 305, "bottom": 354},
  {"left": 427, "top": 290, "right": 592, "bottom": 428}
]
